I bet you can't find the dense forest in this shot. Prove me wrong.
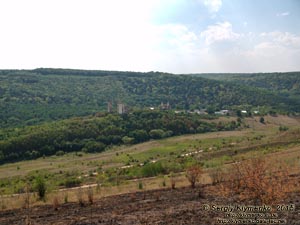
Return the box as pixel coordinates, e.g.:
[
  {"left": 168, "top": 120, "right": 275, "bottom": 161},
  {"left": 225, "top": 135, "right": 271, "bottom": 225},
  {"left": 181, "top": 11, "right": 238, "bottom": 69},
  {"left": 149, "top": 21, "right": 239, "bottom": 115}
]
[
  {"left": 0, "top": 111, "right": 239, "bottom": 164},
  {"left": 0, "top": 69, "right": 299, "bottom": 128},
  {"left": 193, "top": 72, "right": 300, "bottom": 91},
  {"left": 193, "top": 72, "right": 300, "bottom": 101}
]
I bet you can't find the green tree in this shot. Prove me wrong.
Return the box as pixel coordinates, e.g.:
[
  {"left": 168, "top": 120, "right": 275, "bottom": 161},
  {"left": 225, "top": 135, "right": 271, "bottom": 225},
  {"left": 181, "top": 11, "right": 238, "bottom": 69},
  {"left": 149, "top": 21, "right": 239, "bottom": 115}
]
[
  {"left": 122, "top": 136, "right": 134, "bottom": 145},
  {"left": 149, "top": 129, "right": 165, "bottom": 139},
  {"left": 236, "top": 110, "right": 242, "bottom": 117},
  {"left": 82, "top": 141, "right": 105, "bottom": 153},
  {"left": 129, "top": 130, "right": 149, "bottom": 143},
  {"left": 259, "top": 117, "right": 265, "bottom": 124},
  {"left": 35, "top": 176, "right": 46, "bottom": 200}
]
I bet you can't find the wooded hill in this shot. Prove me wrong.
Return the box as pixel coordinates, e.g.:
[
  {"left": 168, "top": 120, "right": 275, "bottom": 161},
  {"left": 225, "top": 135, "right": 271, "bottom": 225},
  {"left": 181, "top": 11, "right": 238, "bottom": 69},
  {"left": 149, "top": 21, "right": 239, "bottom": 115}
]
[
  {"left": 193, "top": 72, "right": 300, "bottom": 101},
  {"left": 0, "top": 68, "right": 299, "bottom": 128},
  {"left": 0, "top": 110, "right": 239, "bottom": 164}
]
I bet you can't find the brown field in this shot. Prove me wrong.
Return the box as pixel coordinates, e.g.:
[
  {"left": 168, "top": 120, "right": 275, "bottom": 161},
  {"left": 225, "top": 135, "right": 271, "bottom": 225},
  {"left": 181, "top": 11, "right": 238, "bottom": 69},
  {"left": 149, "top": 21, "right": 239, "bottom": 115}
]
[{"left": 0, "top": 179, "right": 299, "bottom": 225}]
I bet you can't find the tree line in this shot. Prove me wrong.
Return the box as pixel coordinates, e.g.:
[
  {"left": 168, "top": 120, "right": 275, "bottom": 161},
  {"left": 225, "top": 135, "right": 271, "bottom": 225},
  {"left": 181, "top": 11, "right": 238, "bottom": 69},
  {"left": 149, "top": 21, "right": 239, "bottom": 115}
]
[{"left": 0, "top": 111, "right": 239, "bottom": 164}]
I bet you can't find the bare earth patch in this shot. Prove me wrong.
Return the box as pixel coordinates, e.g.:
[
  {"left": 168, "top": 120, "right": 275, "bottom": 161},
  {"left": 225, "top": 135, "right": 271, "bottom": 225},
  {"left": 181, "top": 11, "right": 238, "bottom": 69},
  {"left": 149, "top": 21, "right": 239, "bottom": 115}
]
[{"left": 1, "top": 182, "right": 300, "bottom": 225}]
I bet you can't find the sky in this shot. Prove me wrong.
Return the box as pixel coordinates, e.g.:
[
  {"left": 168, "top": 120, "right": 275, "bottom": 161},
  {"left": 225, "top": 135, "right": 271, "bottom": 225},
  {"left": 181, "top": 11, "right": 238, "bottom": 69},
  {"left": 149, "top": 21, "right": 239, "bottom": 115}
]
[{"left": 0, "top": 0, "right": 300, "bottom": 73}]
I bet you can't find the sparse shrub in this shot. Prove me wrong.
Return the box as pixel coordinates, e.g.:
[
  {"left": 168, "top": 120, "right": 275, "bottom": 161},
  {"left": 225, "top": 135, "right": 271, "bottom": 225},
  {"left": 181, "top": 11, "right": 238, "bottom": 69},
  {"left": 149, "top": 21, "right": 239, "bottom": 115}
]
[
  {"left": 220, "top": 158, "right": 294, "bottom": 204},
  {"left": 96, "top": 182, "right": 101, "bottom": 193},
  {"left": 23, "top": 184, "right": 32, "bottom": 225},
  {"left": 77, "top": 187, "right": 85, "bottom": 207},
  {"left": 186, "top": 165, "right": 202, "bottom": 188},
  {"left": 279, "top": 126, "right": 289, "bottom": 132},
  {"left": 0, "top": 192, "right": 6, "bottom": 210},
  {"left": 162, "top": 178, "right": 166, "bottom": 187},
  {"left": 65, "top": 177, "right": 81, "bottom": 188},
  {"left": 52, "top": 195, "right": 59, "bottom": 210},
  {"left": 209, "top": 167, "right": 225, "bottom": 185},
  {"left": 170, "top": 173, "right": 176, "bottom": 189},
  {"left": 23, "top": 184, "right": 31, "bottom": 209},
  {"left": 64, "top": 192, "right": 68, "bottom": 203},
  {"left": 87, "top": 186, "right": 94, "bottom": 205},
  {"left": 154, "top": 192, "right": 161, "bottom": 201},
  {"left": 138, "top": 181, "right": 143, "bottom": 190}
]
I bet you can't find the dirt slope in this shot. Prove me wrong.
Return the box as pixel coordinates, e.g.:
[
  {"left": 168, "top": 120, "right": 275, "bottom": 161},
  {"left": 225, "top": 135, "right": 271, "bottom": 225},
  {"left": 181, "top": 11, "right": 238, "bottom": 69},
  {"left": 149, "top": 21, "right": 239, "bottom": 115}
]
[{"left": 1, "top": 185, "right": 300, "bottom": 225}]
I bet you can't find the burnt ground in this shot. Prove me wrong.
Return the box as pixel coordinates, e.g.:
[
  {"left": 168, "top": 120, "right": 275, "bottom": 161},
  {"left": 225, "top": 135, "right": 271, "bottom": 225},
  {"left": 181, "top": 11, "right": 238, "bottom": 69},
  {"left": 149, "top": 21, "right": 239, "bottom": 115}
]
[{"left": 1, "top": 185, "right": 300, "bottom": 225}]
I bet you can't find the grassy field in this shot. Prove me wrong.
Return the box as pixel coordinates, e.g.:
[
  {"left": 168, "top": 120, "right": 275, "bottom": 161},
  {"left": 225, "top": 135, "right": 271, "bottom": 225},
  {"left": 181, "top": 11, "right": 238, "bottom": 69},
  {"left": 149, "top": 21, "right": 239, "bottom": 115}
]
[{"left": 0, "top": 115, "right": 300, "bottom": 210}]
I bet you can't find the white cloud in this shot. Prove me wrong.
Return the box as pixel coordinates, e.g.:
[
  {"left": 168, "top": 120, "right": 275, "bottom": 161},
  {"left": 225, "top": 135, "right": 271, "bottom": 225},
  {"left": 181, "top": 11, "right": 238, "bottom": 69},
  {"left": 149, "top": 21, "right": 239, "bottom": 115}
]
[
  {"left": 156, "top": 24, "right": 197, "bottom": 49},
  {"left": 276, "top": 11, "right": 290, "bottom": 17},
  {"left": 260, "top": 31, "right": 300, "bottom": 48},
  {"left": 200, "top": 21, "right": 240, "bottom": 45},
  {"left": 0, "top": 0, "right": 299, "bottom": 73},
  {"left": 202, "top": 0, "right": 222, "bottom": 13},
  {"left": 240, "top": 41, "right": 300, "bottom": 72},
  {"left": 233, "top": 31, "right": 300, "bottom": 72},
  {"left": 192, "top": 29, "right": 300, "bottom": 73},
  {"left": 0, "top": 0, "right": 162, "bottom": 71}
]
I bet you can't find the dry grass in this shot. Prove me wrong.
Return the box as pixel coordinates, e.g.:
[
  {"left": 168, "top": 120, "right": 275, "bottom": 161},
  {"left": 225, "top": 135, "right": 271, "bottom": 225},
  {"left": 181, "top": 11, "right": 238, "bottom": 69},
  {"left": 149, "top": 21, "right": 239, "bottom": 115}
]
[
  {"left": 76, "top": 187, "right": 85, "bottom": 207},
  {"left": 208, "top": 167, "right": 225, "bottom": 185},
  {"left": 52, "top": 195, "right": 60, "bottom": 211}
]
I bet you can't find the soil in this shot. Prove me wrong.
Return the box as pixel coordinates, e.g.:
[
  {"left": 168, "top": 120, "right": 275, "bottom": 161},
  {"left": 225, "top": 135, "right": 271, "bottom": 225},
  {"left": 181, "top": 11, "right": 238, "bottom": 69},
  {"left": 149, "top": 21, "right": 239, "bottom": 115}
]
[{"left": 1, "top": 184, "right": 300, "bottom": 225}]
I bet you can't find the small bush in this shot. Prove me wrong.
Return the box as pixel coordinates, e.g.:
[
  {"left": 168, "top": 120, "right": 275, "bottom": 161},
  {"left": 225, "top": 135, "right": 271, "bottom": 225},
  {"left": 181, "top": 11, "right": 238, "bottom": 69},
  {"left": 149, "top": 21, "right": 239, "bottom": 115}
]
[
  {"left": 141, "top": 162, "right": 165, "bottom": 177},
  {"left": 186, "top": 165, "right": 202, "bottom": 188},
  {"left": 279, "top": 126, "right": 289, "bottom": 132},
  {"left": 64, "top": 192, "right": 68, "bottom": 203},
  {"left": 52, "top": 195, "right": 59, "bottom": 211},
  {"left": 65, "top": 177, "right": 81, "bottom": 188},
  {"left": 87, "top": 186, "right": 94, "bottom": 205},
  {"left": 34, "top": 176, "right": 46, "bottom": 200},
  {"left": 259, "top": 117, "right": 265, "bottom": 124},
  {"left": 138, "top": 181, "right": 143, "bottom": 190}
]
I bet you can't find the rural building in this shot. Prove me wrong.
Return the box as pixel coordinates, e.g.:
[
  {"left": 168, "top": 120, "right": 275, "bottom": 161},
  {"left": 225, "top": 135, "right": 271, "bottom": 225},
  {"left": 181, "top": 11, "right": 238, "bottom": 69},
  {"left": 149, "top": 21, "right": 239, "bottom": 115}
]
[{"left": 117, "top": 103, "right": 127, "bottom": 114}]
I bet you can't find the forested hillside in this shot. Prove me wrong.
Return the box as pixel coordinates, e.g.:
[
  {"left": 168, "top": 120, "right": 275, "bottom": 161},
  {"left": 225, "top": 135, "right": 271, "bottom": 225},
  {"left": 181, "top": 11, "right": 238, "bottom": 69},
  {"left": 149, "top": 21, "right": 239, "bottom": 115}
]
[
  {"left": 0, "top": 111, "right": 239, "bottom": 163},
  {"left": 0, "top": 68, "right": 299, "bottom": 128},
  {"left": 193, "top": 72, "right": 300, "bottom": 97}
]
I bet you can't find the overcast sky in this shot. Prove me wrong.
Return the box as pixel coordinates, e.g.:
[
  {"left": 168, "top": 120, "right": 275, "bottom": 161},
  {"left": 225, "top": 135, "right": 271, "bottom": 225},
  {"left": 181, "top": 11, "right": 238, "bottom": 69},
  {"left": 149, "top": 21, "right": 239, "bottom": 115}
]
[{"left": 0, "top": 0, "right": 300, "bottom": 73}]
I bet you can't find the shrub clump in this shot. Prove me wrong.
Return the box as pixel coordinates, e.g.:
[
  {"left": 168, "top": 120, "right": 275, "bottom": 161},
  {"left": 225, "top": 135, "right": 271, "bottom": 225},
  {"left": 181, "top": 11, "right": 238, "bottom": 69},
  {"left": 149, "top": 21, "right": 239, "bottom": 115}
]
[
  {"left": 34, "top": 176, "right": 46, "bottom": 200},
  {"left": 219, "top": 158, "right": 294, "bottom": 204}
]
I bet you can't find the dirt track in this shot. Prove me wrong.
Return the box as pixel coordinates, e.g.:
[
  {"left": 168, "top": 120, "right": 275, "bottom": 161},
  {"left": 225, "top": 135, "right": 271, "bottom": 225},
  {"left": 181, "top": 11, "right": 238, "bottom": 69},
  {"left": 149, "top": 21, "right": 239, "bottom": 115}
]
[{"left": 1, "top": 185, "right": 300, "bottom": 225}]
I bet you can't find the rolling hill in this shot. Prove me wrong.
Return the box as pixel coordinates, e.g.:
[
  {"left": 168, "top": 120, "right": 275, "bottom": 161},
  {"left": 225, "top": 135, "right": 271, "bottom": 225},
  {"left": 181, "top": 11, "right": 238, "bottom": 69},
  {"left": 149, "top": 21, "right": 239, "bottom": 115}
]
[{"left": 0, "top": 68, "right": 299, "bottom": 128}]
